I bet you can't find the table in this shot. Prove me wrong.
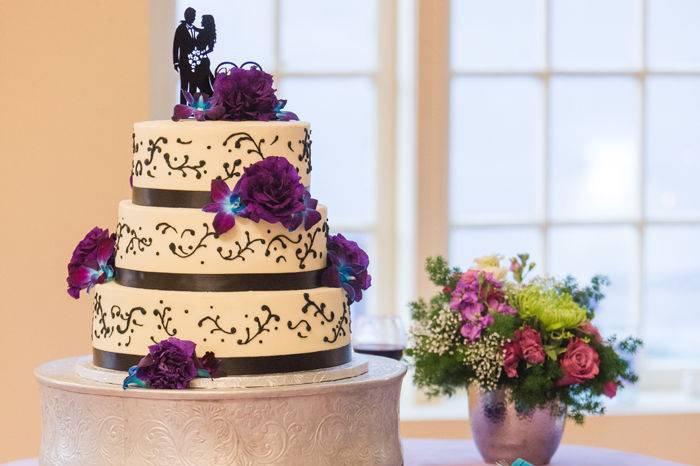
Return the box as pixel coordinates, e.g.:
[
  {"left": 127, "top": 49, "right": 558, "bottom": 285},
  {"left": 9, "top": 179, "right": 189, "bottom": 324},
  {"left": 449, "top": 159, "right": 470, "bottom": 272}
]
[
  {"left": 4, "top": 440, "right": 689, "bottom": 466},
  {"left": 402, "top": 439, "right": 690, "bottom": 466}
]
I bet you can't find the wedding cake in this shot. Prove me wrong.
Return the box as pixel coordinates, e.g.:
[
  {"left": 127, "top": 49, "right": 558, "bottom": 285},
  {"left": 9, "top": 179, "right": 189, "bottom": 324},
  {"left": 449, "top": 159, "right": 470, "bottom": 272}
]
[{"left": 35, "top": 63, "right": 405, "bottom": 466}]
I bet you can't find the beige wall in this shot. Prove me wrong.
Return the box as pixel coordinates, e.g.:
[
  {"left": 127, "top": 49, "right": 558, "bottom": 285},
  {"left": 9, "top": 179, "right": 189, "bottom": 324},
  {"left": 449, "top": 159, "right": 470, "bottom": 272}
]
[
  {"left": 0, "top": 1, "right": 698, "bottom": 464},
  {"left": 0, "top": 0, "right": 149, "bottom": 461}
]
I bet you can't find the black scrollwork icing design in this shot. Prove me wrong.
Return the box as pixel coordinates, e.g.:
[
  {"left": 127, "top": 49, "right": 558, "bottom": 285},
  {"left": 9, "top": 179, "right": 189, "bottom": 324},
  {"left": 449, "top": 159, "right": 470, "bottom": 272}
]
[
  {"left": 197, "top": 314, "right": 237, "bottom": 335},
  {"left": 324, "top": 302, "right": 349, "bottom": 344},
  {"left": 298, "top": 128, "right": 312, "bottom": 174},
  {"left": 132, "top": 133, "right": 139, "bottom": 155},
  {"left": 265, "top": 233, "right": 303, "bottom": 264},
  {"left": 222, "top": 158, "right": 243, "bottom": 181},
  {"left": 112, "top": 305, "right": 147, "bottom": 336},
  {"left": 144, "top": 136, "right": 168, "bottom": 178},
  {"left": 287, "top": 319, "right": 312, "bottom": 339},
  {"left": 153, "top": 305, "right": 177, "bottom": 337},
  {"left": 301, "top": 293, "right": 335, "bottom": 323},
  {"left": 92, "top": 293, "right": 114, "bottom": 340},
  {"left": 164, "top": 152, "right": 206, "bottom": 179},
  {"left": 237, "top": 305, "right": 281, "bottom": 345},
  {"left": 217, "top": 231, "right": 266, "bottom": 261},
  {"left": 176, "top": 137, "right": 192, "bottom": 144},
  {"left": 156, "top": 222, "right": 218, "bottom": 259},
  {"left": 116, "top": 222, "right": 153, "bottom": 258},
  {"left": 222, "top": 132, "right": 266, "bottom": 159},
  {"left": 295, "top": 221, "right": 327, "bottom": 270}
]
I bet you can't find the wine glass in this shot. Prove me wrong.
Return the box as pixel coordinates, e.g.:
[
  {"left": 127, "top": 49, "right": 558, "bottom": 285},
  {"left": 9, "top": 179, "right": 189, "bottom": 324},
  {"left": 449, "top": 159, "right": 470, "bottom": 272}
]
[{"left": 352, "top": 314, "right": 406, "bottom": 361}]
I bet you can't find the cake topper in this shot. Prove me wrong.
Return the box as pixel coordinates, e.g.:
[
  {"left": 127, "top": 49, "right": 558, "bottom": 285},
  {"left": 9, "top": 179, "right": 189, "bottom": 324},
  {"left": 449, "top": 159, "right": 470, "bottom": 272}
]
[
  {"left": 173, "top": 7, "right": 217, "bottom": 103},
  {"left": 171, "top": 8, "right": 299, "bottom": 122}
]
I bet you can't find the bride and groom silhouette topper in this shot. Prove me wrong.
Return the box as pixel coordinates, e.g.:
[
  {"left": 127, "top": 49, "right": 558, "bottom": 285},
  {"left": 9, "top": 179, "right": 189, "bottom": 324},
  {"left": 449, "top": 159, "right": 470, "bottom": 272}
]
[{"left": 173, "top": 7, "right": 217, "bottom": 103}]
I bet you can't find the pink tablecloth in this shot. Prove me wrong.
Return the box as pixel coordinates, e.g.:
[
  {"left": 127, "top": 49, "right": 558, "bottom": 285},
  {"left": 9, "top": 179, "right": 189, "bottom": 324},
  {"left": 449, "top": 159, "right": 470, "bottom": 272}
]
[
  {"left": 402, "top": 439, "right": 690, "bottom": 466},
  {"left": 3, "top": 441, "right": 689, "bottom": 466}
]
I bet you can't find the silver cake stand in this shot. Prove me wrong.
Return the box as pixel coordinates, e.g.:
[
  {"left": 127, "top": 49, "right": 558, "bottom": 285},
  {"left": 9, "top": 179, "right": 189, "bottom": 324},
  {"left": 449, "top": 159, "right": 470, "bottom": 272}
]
[{"left": 35, "top": 355, "right": 407, "bottom": 466}]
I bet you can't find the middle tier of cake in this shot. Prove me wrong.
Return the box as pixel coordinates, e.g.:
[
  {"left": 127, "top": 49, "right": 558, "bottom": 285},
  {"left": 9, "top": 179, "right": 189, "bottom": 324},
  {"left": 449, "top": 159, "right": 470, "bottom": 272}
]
[{"left": 115, "top": 200, "right": 328, "bottom": 279}]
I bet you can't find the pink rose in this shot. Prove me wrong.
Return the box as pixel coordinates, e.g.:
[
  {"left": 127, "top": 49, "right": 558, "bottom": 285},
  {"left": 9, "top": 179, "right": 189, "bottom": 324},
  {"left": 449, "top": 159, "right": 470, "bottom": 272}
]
[
  {"left": 503, "top": 341, "right": 521, "bottom": 378},
  {"left": 557, "top": 338, "right": 600, "bottom": 386},
  {"left": 580, "top": 322, "right": 603, "bottom": 344},
  {"left": 516, "top": 327, "right": 545, "bottom": 365},
  {"left": 603, "top": 381, "right": 618, "bottom": 398}
]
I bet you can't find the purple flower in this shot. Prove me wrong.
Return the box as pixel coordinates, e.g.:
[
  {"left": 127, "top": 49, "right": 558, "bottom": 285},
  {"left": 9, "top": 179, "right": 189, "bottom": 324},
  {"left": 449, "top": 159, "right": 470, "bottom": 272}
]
[
  {"left": 197, "top": 351, "right": 221, "bottom": 378},
  {"left": 202, "top": 178, "right": 246, "bottom": 235},
  {"left": 322, "top": 234, "right": 371, "bottom": 304},
  {"left": 172, "top": 91, "right": 225, "bottom": 121},
  {"left": 66, "top": 227, "right": 116, "bottom": 299},
  {"left": 274, "top": 99, "right": 299, "bottom": 121},
  {"left": 288, "top": 189, "right": 322, "bottom": 231},
  {"left": 212, "top": 67, "right": 280, "bottom": 121},
  {"left": 135, "top": 337, "right": 199, "bottom": 389},
  {"left": 234, "top": 157, "right": 305, "bottom": 229}
]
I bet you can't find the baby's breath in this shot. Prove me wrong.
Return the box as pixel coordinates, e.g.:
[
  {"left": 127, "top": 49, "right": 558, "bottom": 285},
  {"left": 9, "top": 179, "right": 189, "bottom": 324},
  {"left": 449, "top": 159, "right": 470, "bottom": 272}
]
[{"left": 463, "top": 332, "right": 507, "bottom": 392}]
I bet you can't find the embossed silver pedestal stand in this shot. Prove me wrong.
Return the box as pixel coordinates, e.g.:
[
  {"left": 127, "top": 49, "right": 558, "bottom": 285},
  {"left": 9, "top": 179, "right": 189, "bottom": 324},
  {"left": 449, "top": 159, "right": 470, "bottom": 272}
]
[{"left": 35, "top": 355, "right": 406, "bottom": 466}]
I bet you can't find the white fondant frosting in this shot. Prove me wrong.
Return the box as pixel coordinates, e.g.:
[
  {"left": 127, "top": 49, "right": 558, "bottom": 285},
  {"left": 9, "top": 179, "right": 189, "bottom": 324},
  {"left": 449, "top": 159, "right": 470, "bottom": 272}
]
[
  {"left": 131, "top": 120, "right": 312, "bottom": 192},
  {"left": 91, "top": 281, "right": 350, "bottom": 358},
  {"left": 115, "top": 200, "right": 328, "bottom": 274}
]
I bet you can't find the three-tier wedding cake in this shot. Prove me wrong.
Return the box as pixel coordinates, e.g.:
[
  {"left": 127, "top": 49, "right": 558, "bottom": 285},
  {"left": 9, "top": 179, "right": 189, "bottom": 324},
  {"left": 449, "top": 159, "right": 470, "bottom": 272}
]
[{"left": 35, "top": 62, "right": 405, "bottom": 466}]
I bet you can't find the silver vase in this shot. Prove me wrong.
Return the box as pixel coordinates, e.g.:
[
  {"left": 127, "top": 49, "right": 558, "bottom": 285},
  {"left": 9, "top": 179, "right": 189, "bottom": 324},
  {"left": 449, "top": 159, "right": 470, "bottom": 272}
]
[{"left": 468, "top": 386, "right": 565, "bottom": 465}]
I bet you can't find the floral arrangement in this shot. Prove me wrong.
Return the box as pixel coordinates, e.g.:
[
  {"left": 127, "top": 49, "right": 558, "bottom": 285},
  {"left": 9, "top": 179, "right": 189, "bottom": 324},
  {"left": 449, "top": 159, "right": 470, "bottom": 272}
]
[
  {"left": 322, "top": 233, "right": 372, "bottom": 304},
  {"left": 407, "top": 254, "right": 641, "bottom": 423},
  {"left": 202, "top": 157, "right": 320, "bottom": 235},
  {"left": 172, "top": 64, "right": 298, "bottom": 122},
  {"left": 66, "top": 227, "right": 116, "bottom": 299},
  {"left": 123, "top": 337, "right": 221, "bottom": 389}
]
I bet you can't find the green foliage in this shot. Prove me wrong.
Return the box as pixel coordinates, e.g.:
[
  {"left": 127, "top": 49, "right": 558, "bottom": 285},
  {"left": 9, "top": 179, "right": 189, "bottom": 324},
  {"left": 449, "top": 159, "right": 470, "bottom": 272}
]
[
  {"left": 556, "top": 274, "right": 609, "bottom": 320},
  {"left": 486, "top": 313, "right": 520, "bottom": 340}
]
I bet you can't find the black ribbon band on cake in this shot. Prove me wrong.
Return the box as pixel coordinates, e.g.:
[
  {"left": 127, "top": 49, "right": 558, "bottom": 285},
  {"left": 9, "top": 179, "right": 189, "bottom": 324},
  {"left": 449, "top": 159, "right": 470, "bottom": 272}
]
[
  {"left": 133, "top": 187, "right": 211, "bottom": 208},
  {"left": 94, "top": 344, "right": 352, "bottom": 375},
  {"left": 115, "top": 268, "right": 325, "bottom": 292}
]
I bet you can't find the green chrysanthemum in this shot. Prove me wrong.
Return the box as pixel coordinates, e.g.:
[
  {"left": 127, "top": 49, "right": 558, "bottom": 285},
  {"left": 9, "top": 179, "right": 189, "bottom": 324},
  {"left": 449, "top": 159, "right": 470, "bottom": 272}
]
[{"left": 511, "top": 284, "right": 587, "bottom": 331}]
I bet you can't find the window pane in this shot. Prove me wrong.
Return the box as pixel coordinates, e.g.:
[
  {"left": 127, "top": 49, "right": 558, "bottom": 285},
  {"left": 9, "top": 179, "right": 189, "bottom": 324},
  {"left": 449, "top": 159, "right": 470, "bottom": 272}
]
[
  {"left": 280, "top": 0, "right": 377, "bottom": 72},
  {"left": 648, "top": 0, "right": 700, "bottom": 69},
  {"left": 644, "top": 226, "right": 700, "bottom": 359},
  {"left": 646, "top": 77, "right": 700, "bottom": 219},
  {"left": 175, "top": 1, "right": 274, "bottom": 70},
  {"left": 451, "top": 0, "right": 545, "bottom": 70},
  {"left": 550, "top": 78, "right": 640, "bottom": 221},
  {"left": 551, "top": 0, "right": 642, "bottom": 70},
  {"left": 548, "top": 226, "right": 637, "bottom": 336},
  {"left": 449, "top": 227, "right": 542, "bottom": 269},
  {"left": 279, "top": 77, "right": 376, "bottom": 226},
  {"left": 450, "top": 78, "right": 543, "bottom": 223}
]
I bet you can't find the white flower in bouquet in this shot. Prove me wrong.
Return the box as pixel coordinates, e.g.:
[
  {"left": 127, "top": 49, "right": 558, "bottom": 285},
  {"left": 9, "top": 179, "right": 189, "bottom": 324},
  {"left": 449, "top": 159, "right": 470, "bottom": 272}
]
[{"left": 473, "top": 254, "right": 508, "bottom": 280}]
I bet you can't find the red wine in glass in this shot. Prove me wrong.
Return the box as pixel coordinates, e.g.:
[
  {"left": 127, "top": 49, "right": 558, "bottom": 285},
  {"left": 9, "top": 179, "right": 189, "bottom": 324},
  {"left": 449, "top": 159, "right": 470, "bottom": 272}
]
[{"left": 354, "top": 344, "right": 404, "bottom": 361}]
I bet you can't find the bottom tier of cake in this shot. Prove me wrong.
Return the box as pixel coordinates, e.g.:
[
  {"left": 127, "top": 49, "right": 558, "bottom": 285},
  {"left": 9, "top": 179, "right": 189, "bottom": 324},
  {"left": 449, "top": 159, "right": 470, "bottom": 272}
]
[
  {"left": 91, "top": 281, "right": 351, "bottom": 374},
  {"left": 35, "top": 356, "right": 406, "bottom": 466}
]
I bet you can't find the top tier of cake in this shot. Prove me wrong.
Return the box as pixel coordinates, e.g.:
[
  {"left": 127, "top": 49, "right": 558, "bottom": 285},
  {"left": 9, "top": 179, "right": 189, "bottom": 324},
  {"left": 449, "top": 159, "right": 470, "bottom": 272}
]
[{"left": 131, "top": 120, "right": 312, "bottom": 198}]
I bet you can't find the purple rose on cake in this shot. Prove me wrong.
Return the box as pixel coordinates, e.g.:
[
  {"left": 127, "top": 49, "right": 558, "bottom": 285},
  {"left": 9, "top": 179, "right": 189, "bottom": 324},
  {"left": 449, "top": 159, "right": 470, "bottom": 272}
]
[
  {"left": 234, "top": 157, "right": 306, "bottom": 230},
  {"left": 213, "top": 67, "right": 281, "bottom": 121},
  {"left": 322, "top": 233, "right": 372, "bottom": 304},
  {"left": 202, "top": 178, "right": 246, "bottom": 235},
  {"left": 172, "top": 91, "right": 225, "bottom": 121},
  {"left": 66, "top": 227, "right": 116, "bottom": 299}
]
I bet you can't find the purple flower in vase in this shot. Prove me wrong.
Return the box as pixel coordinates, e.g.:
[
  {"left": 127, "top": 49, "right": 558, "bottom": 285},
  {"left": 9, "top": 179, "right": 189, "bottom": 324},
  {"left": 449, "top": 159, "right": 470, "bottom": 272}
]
[
  {"left": 287, "top": 189, "right": 322, "bottom": 231},
  {"left": 234, "top": 157, "right": 305, "bottom": 229},
  {"left": 135, "top": 337, "right": 199, "bottom": 389},
  {"left": 274, "top": 99, "right": 299, "bottom": 121},
  {"left": 66, "top": 227, "right": 116, "bottom": 299},
  {"left": 202, "top": 178, "right": 246, "bottom": 235},
  {"left": 172, "top": 91, "right": 225, "bottom": 121},
  {"left": 213, "top": 67, "right": 280, "bottom": 121},
  {"left": 322, "top": 234, "right": 372, "bottom": 304}
]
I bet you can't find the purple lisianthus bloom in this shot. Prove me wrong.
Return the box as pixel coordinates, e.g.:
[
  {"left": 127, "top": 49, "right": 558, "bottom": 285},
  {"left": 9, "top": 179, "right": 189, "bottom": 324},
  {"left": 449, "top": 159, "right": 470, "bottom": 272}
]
[
  {"left": 322, "top": 234, "right": 372, "bottom": 304},
  {"left": 66, "top": 227, "right": 116, "bottom": 299},
  {"left": 202, "top": 178, "right": 246, "bottom": 235},
  {"left": 287, "top": 189, "right": 322, "bottom": 231},
  {"left": 172, "top": 91, "right": 225, "bottom": 122},
  {"left": 234, "top": 157, "right": 305, "bottom": 229},
  {"left": 274, "top": 99, "right": 299, "bottom": 121},
  {"left": 196, "top": 351, "right": 222, "bottom": 378},
  {"left": 135, "top": 337, "right": 199, "bottom": 389},
  {"left": 213, "top": 67, "right": 279, "bottom": 121}
]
